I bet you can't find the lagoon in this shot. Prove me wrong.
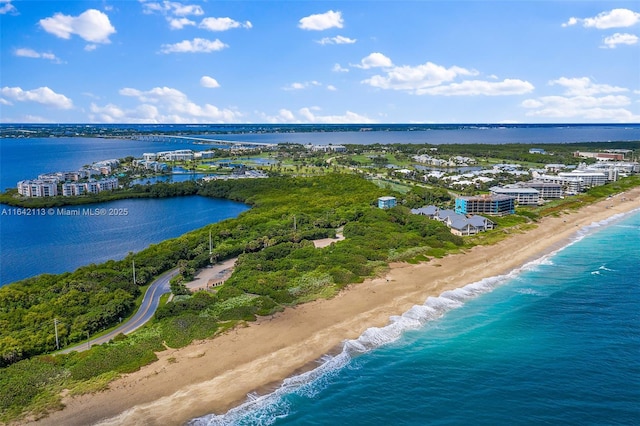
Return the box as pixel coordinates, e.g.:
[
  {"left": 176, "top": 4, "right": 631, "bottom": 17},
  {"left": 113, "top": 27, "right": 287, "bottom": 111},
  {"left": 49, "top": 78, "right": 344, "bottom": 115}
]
[{"left": 0, "top": 196, "right": 249, "bottom": 286}]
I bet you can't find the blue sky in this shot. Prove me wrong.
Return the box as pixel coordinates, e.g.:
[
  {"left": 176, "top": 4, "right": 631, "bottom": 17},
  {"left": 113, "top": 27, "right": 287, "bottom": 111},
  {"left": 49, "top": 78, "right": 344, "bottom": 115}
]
[{"left": 1, "top": 0, "right": 639, "bottom": 124}]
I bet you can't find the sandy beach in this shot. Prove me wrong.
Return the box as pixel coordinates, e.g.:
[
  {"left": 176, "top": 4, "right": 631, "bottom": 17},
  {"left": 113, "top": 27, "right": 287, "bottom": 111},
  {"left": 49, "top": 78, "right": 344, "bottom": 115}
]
[{"left": 33, "top": 188, "right": 640, "bottom": 426}]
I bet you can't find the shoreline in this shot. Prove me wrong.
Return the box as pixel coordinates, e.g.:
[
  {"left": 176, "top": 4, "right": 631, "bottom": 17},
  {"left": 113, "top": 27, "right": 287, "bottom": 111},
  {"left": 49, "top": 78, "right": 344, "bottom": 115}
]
[{"left": 32, "top": 187, "right": 640, "bottom": 426}]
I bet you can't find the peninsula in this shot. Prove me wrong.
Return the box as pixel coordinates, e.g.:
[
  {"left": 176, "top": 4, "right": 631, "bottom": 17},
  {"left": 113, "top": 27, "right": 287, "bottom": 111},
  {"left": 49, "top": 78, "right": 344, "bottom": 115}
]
[{"left": 34, "top": 185, "right": 640, "bottom": 426}]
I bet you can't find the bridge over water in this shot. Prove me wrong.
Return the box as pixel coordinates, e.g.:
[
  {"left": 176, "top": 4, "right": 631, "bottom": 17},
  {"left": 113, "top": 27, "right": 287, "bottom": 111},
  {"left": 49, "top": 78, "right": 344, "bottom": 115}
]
[{"left": 131, "top": 134, "right": 277, "bottom": 148}]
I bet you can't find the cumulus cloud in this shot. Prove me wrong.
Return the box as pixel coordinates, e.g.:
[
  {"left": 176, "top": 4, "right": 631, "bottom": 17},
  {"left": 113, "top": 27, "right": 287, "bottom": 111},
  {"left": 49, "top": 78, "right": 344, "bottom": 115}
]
[
  {"left": 169, "top": 17, "right": 195, "bottom": 29},
  {"left": 522, "top": 77, "right": 639, "bottom": 122},
  {"left": 39, "top": 9, "right": 116, "bottom": 44},
  {"left": 140, "top": 1, "right": 204, "bottom": 16},
  {"left": 102, "top": 86, "right": 241, "bottom": 123},
  {"left": 353, "top": 52, "right": 393, "bottom": 69},
  {"left": 200, "top": 17, "right": 252, "bottom": 31},
  {"left": 298, "top": 10, "right": 343, "bottom": 31},
  {"left": 602, "top": 32, "right": 639, "bottom": 48},
  {"left": 358, "top": 54, "right": 535, "bottom": 97},
  {"left": 327, "top": 85, "right": 337, "bottom": 91},
  {"left": 563, "top": 8, "right": 640, "bottom": 29},
  {"left": 200, "top": 76, "right": 220, "bottom": 88},
  {"left": 14, "top": 48, "right": 62, "bottom": 63},
  {"left": 160, "top": 38, "right": 228, "bottom": 53},
  {"left": 317, "top": 35, "right": 356, "bottom": 45},
  {"left": 1, "top": 86, "right": 73, "bottom": 109},
  {"left": 549, "top": 77, "right": 627, "bottom": 96},
  {"left": 0, "top": 0, "right": 17, "bottom": 15}
]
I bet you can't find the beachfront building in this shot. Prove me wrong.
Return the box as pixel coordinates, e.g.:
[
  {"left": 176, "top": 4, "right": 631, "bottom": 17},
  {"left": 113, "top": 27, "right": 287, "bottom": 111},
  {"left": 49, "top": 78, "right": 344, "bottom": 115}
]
[
  {"left": 520, "top": 182, "right": 563, "bottom": 199},
  {"left": 412, "top": 205, "right": 495, "bottom": 236},
  {"left": 378, "top": 196, "right": 397, "bottom": 209},
  {"left": 490, "top": 185, "right": 540, "bottom": 205},
  {"left": 539, "top": 174, "right": 583, "bottom": 195},
  {"left": 455, "top": 194, "right": 515, "bottom": 216},
  {"left": 17, "top": 179, "right": 58, "bottom": 197},
  {"left": 558, "top": 171, "right": 606, "bottom": 188}
]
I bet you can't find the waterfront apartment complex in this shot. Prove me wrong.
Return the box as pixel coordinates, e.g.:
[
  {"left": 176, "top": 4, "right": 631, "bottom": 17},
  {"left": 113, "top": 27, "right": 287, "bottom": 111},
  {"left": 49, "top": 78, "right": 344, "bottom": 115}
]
[
  {"left": 455, "top": 194, "right": 515, "bottom": 216},
  {"left": 17, "top": 179, "right": 58, "bottom": 197}
]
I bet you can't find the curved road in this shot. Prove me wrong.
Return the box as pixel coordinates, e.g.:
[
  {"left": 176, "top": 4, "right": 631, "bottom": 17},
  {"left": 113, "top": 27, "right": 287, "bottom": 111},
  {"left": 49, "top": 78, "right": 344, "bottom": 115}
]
[{"left": 58, "top": 268, "right": 179, "bottom": 354}]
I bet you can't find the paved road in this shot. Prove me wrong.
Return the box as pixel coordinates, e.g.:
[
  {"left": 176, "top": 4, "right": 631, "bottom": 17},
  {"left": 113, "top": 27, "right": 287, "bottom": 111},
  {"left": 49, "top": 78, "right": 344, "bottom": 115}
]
[{"left": 58, "top": 268, "right": 179, "bottom": 354}]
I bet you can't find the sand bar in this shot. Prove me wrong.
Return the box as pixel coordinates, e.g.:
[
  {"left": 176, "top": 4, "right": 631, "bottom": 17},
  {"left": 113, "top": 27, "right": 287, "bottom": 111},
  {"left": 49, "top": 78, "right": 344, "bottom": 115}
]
[{"left": 32, "top": 188, "right": 640, "bottom": 426}]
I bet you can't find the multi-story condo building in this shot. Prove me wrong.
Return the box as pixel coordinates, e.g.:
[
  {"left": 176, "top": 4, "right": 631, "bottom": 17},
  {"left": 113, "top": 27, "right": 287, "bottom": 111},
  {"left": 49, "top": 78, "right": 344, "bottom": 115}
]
[
  {"left": 520, "top": 182, "right": 563, "bottom": 199},
  {"left": 17, "top": 179, "right": 58, "bottom": 197},
  {"left": 455, "top": 194, "right": 515, "bottom": 216},
  {"left": 490, "top": 185, "right": 540, "bottom": 205},
  {"left": 558, "top": 171, "right": 606, "bottom": 188}
]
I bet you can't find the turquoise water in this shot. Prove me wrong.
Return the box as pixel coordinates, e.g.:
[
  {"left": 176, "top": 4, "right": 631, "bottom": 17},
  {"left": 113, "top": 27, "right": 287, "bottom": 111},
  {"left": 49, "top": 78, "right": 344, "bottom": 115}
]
[{"left": 191, "top": 209, "right": 640, "bottom": 425}]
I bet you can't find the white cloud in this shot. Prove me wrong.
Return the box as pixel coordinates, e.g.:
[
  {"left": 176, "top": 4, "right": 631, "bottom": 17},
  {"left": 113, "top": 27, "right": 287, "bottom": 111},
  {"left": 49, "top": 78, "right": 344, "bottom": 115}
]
[
  {"left": 522, "top": 77, "right": 639, "bottom": 122},
  {"left": 332, "top": 63, "right": 349, "bottom": 73},
  {"left": 200, "top": 76, "right": 220, "bottom": 88},
  {"left": 417, "top": 79, "right": 534, "bottom": 96},
  {"left": 358, "top": 55, "right": 534, "bottom": 97},
  {"left": 362, "top": 60, "right": 477, "bottom": 92},
  {"left": 84, "top": 44, "right": 97, "bottom": 52},
  {"left": 550, "top": 77, "right": 627, "bottom": 96},
  {"left": 563, "top": 8, "right": 640, "bottom": 29},
  {"left": 327, "top": 85, "right": 337, "bottom": 91},
  {"left": 108, "top": 86, "right": 241, "bottom": 123},
  {"left": 169, "top": 17, "right": 195, "bottom": 29},
  {"left": 0, "top": 0, "right": 17, "bottom": 15},
  {"left": 160, "top": 38, "right": 228, "bottom": 53},
  {"left": 14, "top": 48, "right": 62, "bottom": 63},
  {"left": 1, "top": 86, "right": 73, "bottom": 109},
  {"left": 298, "top": 10, "right": 343, "bottom": 31},
  {"left": 140, "top": 1, "right": 204, "bottom": 17},
  {"left": 199, "top": 17, "right": 252, "bottom": 31},
  {"left": 39, "top": 9, "right": 116, "bottom": 44},
  {"left": 602, "top": 32, "right": 639, "bottom": 48},
  {"left": 283, "top": 81, "right": 322, "bottom": 91},
  {"left": 298, "top": 107, "right": 375, "bottom": 123},
  {"left": 0, "top": 98, "right": 12, "bottom": 105},
  {"left": 317, "top": 35, "right": 356, "bottom": 45},
  {"left": 353, "top": 52, "right": 393, "bottom": 69}
]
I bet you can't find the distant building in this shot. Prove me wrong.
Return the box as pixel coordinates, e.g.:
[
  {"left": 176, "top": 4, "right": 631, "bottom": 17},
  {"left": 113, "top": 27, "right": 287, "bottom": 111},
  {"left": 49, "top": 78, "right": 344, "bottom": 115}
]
[
  {"left": 455, "top": 194, "right": 515, "bottom": 216},
  {"left": 490, "top": 185, "right": 540, "bottom": 205},
  {"left": 558, "top": 171, "right": 606, "bottom": 188},
  {"left": 308, "top": 144, "right": 347, "bottom": 153},
  {"left": 529, "top": 148, "right": 546, "bottom": 154},
  {"left": 520, "top": 181, "right": 563, "bottom": 199},
  {"left": 412, "top": 205, "right": 495, "bottom": 236},
  {"left": 17, "top": 179, "right": 58, "bottom": 197},
  {"left": 574, "top": 151, "right": 624, "bottom": 161},
  {"left": 378, "top": 196, "right": 397, "bottom": 209}
]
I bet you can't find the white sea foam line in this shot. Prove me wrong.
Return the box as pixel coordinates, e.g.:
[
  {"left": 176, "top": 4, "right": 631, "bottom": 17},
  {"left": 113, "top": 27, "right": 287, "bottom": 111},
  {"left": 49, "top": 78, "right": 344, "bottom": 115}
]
[{"left": 191, "top": 207, "right": 640, "bottom": 425}]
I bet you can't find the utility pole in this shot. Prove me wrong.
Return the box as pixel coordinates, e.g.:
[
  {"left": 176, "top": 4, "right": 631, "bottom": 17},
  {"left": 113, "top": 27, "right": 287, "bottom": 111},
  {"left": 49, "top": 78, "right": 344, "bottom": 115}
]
[
  {"left": 209, "top": 230, "right": 212, "bottom": 255},
  {"left": 132, "top": 260, "right": 136, "bottom": 285},
  {"left": 87, "top": 331, "right": 90, "bottom": 350},
  {"left": 293, "top": 215, "right": 297, "bottom": 232},
  {"left": 54, "top": 318, "right": 60, "bottom": 350}
]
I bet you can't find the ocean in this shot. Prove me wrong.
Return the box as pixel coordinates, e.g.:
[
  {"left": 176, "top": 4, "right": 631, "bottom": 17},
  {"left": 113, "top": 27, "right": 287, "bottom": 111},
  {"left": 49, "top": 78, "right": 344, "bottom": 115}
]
[{"left": 190, "top": 209, "right": 640, "bottom": 425}]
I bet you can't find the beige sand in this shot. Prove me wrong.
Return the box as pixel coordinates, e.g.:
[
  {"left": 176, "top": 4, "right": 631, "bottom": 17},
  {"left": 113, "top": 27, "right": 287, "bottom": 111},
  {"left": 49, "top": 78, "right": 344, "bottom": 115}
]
[{"left": 33, "top": 188, "right": 640, "bottom": 426}]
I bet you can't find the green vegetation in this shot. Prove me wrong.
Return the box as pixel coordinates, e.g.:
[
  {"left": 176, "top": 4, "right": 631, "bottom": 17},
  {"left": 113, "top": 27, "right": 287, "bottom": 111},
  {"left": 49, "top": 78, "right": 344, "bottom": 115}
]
[{"left": 1, "top": 173, "right": 466, "bottom": 423}]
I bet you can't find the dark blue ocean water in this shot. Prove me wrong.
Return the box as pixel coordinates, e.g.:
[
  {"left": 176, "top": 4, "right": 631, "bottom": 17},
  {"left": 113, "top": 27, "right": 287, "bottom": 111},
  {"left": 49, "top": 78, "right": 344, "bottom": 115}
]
[{"left": 191, "top": 209, "right": 640, "bottom": 425}]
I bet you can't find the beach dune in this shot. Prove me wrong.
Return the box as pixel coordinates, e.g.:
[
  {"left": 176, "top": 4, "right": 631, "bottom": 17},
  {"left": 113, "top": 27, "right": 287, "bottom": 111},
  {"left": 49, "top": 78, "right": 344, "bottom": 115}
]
[{"left": 33, "top": 188, "right": 640, "bottom": 426}]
